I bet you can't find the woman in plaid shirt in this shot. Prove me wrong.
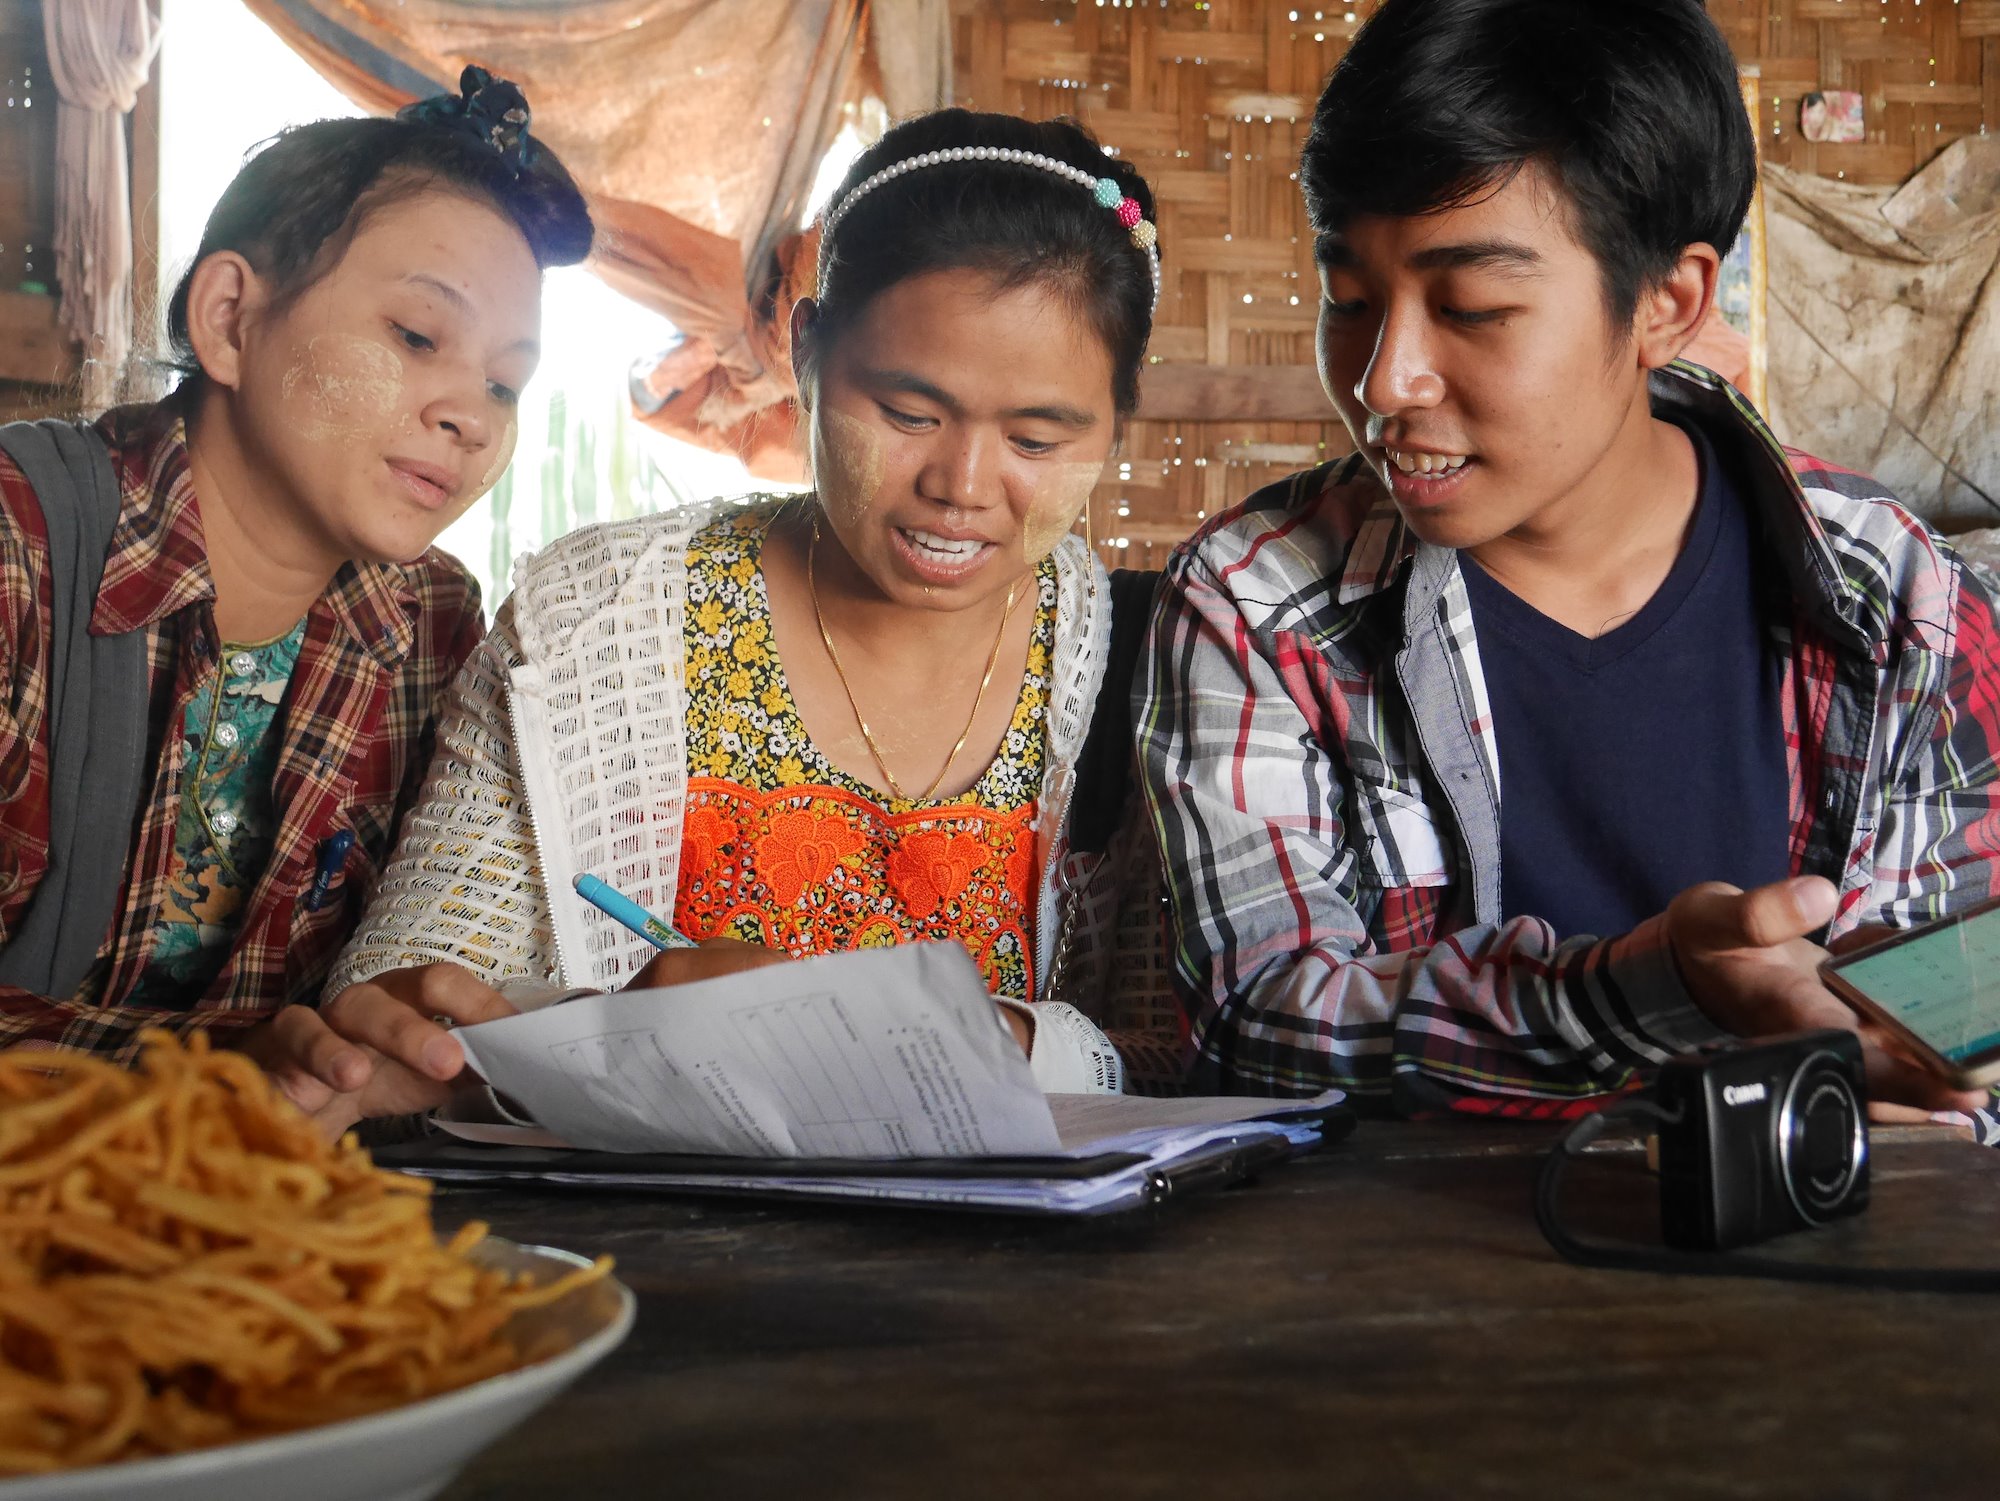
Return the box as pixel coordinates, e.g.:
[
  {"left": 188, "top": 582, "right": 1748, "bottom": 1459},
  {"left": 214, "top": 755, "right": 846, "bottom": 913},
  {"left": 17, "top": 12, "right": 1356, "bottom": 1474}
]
[
  {"left": 0, "top": 72, "right": 589, "bottom": 1059},
  {"left": 1137, "top": 0, "right": 2000, "bottom": 1128}
]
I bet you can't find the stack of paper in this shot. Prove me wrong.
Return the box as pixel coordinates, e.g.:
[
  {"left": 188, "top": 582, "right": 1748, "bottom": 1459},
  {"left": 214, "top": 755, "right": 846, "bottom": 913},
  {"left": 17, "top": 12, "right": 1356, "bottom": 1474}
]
[{"left": 396, "top": 944, "right": 1349, "bottom": 1216}]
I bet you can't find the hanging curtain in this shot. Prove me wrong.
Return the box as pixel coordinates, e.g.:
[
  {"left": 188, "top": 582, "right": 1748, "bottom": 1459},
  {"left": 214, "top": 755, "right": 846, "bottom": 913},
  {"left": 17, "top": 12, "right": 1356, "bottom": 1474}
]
[
  {"left": 1762, "top": 142, "right": 2000, "bottom": 532},
  {"left": 44, "top": 0, "right": 163, "bottom": 411},
  {"left": 239, "top": 0, "right": 951, "bottom": 479},
  {"left": 865, "top": 0, "right": 951, "bottom": 123}
]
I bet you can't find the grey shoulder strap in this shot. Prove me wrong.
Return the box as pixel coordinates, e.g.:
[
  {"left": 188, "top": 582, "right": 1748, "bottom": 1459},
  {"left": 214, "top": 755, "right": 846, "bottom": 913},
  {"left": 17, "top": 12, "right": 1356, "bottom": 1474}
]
[{"left": 0, "top": 420, "right": 150, "bottom": 999}]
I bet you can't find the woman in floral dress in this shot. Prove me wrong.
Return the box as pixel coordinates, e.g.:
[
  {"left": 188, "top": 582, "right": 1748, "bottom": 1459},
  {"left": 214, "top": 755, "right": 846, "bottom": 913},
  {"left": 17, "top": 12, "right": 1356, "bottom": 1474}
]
[{"left": 266, "top": 110, "right": 1181, "bottom": 1136}]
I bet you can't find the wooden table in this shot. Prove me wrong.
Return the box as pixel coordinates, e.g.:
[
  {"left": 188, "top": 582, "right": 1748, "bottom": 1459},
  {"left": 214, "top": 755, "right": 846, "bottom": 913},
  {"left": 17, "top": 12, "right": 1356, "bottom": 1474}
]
[{"left": 435, "top": 1121, "right": 2000, "bottom": 1500}]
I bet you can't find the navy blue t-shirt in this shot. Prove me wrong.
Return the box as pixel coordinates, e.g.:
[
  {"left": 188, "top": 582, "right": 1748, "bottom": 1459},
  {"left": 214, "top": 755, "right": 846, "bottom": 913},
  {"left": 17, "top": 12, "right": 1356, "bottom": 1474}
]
[{"left": 1461, "top": 423, "right": 1791, "bottom": 938}]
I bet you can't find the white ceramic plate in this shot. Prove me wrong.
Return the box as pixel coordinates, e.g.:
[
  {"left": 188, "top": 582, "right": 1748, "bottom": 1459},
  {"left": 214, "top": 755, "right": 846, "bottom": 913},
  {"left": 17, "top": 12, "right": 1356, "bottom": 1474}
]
[{"left": 0, "top": 1238, "right": 636, "bottom": 1501}]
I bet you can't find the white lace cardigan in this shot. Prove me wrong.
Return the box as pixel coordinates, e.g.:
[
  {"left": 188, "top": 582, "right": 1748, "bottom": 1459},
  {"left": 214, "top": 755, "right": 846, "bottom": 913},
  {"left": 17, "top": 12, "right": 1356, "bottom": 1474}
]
[{"left": 328, "top": 498, "right": 1172, "bottom": 1093}]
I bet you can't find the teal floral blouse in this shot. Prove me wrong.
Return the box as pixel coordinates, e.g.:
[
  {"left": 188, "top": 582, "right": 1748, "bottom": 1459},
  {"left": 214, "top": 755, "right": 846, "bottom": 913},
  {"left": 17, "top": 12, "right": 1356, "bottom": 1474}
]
[{"left": 126, "top": 622, "right": 306, "bottom": 1006}]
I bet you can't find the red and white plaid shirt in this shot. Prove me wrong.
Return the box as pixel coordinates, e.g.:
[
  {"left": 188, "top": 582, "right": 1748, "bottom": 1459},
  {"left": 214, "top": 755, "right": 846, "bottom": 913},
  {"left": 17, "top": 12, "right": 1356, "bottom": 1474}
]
[
  {"left": 0, "top": 402, "right": 483, "bottom": 1056},
  {"left": 1138, "top": 364, "right": 2000, "bottom": 1130}
]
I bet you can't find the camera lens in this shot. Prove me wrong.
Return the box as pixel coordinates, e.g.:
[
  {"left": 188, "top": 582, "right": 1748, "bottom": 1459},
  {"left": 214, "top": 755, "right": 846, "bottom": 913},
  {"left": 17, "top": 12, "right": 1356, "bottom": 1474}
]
[{"left": 1777, "top": 1050, "right": 1866, "bottom": 1223}]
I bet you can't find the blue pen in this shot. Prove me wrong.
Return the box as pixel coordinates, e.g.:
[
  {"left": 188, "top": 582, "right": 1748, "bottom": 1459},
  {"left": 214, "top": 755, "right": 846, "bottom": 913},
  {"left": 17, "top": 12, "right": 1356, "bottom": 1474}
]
[
  {"left": 304, "top": 830, "right": 355, "bottom": 912},
  {"left": 572, "top": 873, "right": 700, "bottom": 951}
]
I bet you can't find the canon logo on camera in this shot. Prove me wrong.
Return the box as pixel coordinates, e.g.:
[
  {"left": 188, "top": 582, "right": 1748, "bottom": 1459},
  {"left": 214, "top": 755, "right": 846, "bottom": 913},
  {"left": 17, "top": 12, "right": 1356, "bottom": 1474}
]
[{"left": 1722, "top": 1082, "right": 1768, "bottom": 1107}]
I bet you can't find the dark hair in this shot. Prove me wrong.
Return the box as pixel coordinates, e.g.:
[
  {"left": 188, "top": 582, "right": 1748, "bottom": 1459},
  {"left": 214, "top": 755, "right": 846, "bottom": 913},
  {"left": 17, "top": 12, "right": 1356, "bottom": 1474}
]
[
  {"left": 164, "top": 106, "right": 592, "bottom": 376},
  {"left": 807, "top": 109, "right": 1158, "bottom": 413},
  {"left": 1299, "top": 0, "right": 1755, "bottom": 326}
]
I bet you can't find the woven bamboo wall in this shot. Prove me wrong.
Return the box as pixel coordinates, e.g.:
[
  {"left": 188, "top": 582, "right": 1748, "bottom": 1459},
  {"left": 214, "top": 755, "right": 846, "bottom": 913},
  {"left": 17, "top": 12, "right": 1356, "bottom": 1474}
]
[
  {"left": 0, "top": 1, "right": 69, "bottom": 412},
  {"left": 0, "top": 5, "right": 53, "bottom": 299},
  {"left": 951, "top": 0, "right": 1999, "bottom": 569},
  {"left": 1715, "top": 0, "right": 2000, "bottom": 184}
]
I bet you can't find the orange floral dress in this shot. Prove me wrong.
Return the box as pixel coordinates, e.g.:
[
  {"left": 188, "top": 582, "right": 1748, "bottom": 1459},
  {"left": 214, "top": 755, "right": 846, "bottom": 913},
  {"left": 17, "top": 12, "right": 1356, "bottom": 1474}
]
[{"left": 677, "top": 502, "right": 1055, "bottom": 999}]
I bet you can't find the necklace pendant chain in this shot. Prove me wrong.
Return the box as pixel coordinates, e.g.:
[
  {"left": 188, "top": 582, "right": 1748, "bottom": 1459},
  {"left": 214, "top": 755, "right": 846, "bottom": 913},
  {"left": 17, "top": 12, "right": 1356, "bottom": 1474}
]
[{"left": 809, "top": 517, "right": 1020, "bottom": 803}]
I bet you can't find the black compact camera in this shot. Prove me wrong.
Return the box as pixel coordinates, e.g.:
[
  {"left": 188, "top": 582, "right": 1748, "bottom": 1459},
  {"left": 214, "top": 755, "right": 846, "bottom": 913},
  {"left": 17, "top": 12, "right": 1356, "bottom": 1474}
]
[{"left": 1653, "top": 1029, "right": 1870, "bottom": 1251}]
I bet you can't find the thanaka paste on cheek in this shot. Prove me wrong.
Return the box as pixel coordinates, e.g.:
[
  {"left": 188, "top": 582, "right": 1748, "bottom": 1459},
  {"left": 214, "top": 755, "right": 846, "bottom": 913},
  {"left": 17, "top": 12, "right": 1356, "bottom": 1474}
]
[
  {"left": 813, "top": 409, "right": 884, "bottom": 532},
  {"left": 279, "top": 335, "right": 407, "bottom": 443},
  {"left": 1020, "top": 458, "right": 1104, "bottom": 562},
  {"left": 476, "top": 416, "right": 519, "bottom": 500}
]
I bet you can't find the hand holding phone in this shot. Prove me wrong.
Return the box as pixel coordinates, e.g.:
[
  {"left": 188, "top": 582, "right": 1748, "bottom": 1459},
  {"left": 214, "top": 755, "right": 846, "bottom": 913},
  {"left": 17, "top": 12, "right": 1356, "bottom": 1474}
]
[{"left": 1661, "top": 877, "right": 1982, "bottom": 1113}]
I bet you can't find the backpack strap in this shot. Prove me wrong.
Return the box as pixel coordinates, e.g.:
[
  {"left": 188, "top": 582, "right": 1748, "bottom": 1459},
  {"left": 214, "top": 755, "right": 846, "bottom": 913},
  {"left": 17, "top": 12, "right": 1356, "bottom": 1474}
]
[
  {"left": 1068, "top": 568, "right": 1162, "bottom": 855},
  {"left": 0, "top": 420, "right": 150, "bottom": 999}
]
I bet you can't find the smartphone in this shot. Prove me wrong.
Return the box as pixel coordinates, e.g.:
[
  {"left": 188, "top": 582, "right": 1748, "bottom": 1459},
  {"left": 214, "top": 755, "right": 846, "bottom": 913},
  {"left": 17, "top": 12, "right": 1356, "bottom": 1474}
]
[{"left": 1822, "top": 895, "right": 2000, "bottom": 1089}]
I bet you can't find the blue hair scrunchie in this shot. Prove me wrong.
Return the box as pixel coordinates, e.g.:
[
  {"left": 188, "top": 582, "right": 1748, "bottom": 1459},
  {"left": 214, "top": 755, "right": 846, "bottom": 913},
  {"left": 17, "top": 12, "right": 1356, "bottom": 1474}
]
[{"left": 397, "top": 65, "right": 537, "bottom": 176}]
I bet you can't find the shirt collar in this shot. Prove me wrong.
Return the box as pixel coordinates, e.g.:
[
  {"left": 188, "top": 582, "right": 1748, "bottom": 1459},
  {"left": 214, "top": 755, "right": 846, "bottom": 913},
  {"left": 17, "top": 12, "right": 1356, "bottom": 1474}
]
[
  {"left": 89, "top": 400, "right": 424, "bottom": 668},
  {"left": 1334, "top": 458, "right": 1410, "bottom": 607},
  {"left": 1330, "top": 362, "right": 1876, "bottom": 654},
  {"left": 324, "top": 556, "right": 423, "bottom": 670},
  {"left": 90, "top": 402, "right": 216, "bottom": 635},
  {"left": 1647, "top": 362, "right": 1874, "bottom": 654}
]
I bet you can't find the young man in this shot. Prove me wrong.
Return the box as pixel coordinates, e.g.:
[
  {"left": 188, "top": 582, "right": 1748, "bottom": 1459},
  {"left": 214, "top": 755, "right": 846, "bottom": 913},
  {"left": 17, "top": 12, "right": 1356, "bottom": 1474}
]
[{"left": 1136, "top": 0, "right": 2000, "bottom": 1130}]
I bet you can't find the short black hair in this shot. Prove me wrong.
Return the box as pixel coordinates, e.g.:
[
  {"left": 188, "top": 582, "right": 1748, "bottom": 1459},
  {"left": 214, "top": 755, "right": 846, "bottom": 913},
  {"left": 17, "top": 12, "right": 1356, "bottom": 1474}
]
[
  {"left": 165, "top": 112, "right": 593, "bottom": 376},
  {"left": 808, "top": 109, "right": 1157, "bottom": 413},
  {"left": 1300, "top": 0, "right": 1755, "bottom": 325}
]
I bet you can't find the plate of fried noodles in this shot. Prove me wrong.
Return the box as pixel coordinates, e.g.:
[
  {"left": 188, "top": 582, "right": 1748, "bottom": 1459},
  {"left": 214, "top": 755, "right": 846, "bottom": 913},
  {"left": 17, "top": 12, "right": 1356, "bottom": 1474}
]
[{"left": 0, "top": 1032, "right": 633, "bottom": 1501}]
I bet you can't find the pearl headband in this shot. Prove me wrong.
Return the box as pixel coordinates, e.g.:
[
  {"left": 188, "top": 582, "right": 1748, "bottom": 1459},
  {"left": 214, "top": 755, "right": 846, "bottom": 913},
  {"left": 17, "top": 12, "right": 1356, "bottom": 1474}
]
[{"left": 816, "top": 146, "right": 1163, "bottom": 313}]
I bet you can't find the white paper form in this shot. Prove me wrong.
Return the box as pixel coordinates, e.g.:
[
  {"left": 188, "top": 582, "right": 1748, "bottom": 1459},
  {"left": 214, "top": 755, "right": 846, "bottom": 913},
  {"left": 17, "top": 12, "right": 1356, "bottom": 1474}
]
[{"left": 452, "top": 942, "right": 1063, "bottom": 1158}]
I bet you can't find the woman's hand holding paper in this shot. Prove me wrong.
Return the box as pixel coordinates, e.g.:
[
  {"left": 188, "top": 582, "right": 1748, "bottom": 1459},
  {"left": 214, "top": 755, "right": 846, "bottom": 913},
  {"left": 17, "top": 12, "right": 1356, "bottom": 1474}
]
[{"left": 245, "top": 963, "right": 517, "bottom": 1137}]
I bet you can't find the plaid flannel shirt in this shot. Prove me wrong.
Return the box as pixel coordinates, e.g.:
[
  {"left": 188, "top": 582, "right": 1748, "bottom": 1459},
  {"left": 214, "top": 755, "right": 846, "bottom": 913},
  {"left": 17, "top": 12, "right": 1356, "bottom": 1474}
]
[
  {"left": 1137, "top": 363, "right": 2000, "bottom": 1131},
  {"left": 0, "top": 402, "right": 483, "bottom": 1056}
]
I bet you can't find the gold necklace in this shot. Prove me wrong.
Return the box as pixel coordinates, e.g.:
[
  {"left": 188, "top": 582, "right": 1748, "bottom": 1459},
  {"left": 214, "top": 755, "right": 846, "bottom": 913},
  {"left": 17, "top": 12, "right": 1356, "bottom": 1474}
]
[{"left": 807, "top": 518, "right": 1020, "bottom": 802}]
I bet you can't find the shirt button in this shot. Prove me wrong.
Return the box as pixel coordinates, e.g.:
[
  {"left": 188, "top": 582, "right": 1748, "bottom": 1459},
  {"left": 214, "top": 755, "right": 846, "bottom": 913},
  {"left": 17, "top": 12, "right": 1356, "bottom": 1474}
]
[
  {"left": 210, "top": 809, "right": 239, "bottom": 836},
  {"left": 228, "top": 651, "right": 258, "bottom": 677},
  {"left": 212, "top": 722, "right": 240, "bottom": 749}
]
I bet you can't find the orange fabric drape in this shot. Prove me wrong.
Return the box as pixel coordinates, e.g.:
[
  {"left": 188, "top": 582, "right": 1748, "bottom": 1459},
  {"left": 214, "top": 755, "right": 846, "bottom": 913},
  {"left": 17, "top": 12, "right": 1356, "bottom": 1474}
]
[
  {"left": 1683, "top": 308, "right": 1752, "bottom": 398},
  {"left": 238, "top": 0, "right": 903, "bottom": 478}
]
